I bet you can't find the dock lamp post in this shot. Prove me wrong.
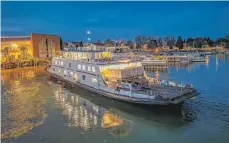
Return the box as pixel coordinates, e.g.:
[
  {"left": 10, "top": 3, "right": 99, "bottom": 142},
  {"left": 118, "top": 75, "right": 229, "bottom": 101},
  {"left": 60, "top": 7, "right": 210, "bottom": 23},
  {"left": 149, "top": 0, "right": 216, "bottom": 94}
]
[
  {"left": 87, "top": 31, "right": 91, "bottom": 51},
  {"left": 87, "top": 31, "right": 91, "bottom": 43}
]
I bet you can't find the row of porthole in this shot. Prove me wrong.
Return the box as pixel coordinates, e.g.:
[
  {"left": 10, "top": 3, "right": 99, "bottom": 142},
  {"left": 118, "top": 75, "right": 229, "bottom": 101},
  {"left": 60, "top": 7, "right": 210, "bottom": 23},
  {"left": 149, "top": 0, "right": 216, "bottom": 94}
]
[
  {"left": 59, "top": 68, "right": 98, "bottom": 83},
  {"left": 54, "top": 60, "right": 96, "bottom": 73},
  {"left": 54, "top": 60, "right": 64, "bottom": 66},
  {"left": 77, "top": 64, "right": 96, "bottom": 72},
  {"left": 53, "top": 68, "right": 98, "bottom": 85}
]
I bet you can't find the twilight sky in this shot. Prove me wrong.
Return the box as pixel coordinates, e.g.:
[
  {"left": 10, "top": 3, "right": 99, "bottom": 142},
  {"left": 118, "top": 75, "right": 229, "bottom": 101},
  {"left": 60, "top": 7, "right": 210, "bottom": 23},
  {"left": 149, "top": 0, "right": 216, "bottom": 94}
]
[{"left": 2, "top": 1, "right": 229, "bottom": 41}]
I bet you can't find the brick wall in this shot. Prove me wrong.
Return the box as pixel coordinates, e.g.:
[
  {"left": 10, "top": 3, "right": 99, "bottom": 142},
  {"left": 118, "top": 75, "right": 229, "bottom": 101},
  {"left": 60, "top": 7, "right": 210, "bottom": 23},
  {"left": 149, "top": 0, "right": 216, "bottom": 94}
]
[{"left": 30, "top": 33, "right": 61, "bottom": 58}]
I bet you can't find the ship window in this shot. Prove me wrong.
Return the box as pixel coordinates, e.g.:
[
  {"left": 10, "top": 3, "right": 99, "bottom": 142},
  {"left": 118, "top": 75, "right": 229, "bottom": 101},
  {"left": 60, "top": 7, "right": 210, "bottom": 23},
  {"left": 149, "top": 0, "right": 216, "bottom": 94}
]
[
  {"left": 92, "top": 78, "right": 97, "bottom": 83},
  {"left": 78, "top": 64, "right": 81, "bottom": 69},
  {"left": 73, "top": 73, "right": 78, "bottom": 80},
  {"left": 69, "top": 63, "right": 71, "bottom": 68},
  {"left": 88, "top": 66, "right": 91, "bottom": 71},
  {"left": 92, "top": 67, "right": 96, "bottom": 72},
  {"left": 82, "top": 75, "right": 86, "bottom": 80},
  {"left": 61, "top": 61, "right": 63, "bottom": 66},
  {"left": 82, "top": 65, "right": 86, "bottom": 70}
]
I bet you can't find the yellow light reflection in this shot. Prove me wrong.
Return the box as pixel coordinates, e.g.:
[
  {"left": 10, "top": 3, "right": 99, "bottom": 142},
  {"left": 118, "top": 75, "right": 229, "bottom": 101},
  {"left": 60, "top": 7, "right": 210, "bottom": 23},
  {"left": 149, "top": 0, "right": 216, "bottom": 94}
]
[
  {"left": 205, "top": 56, "right": 209, "bottom": 68},
  {"left": 1, "top": 66, "right": 46, "bottom": 139},
  {"left": 54, "top": 84, "right": 132, "bottom": 138},
  {"left": 102, "top": 111, "right": 123, "bottom": 128}
]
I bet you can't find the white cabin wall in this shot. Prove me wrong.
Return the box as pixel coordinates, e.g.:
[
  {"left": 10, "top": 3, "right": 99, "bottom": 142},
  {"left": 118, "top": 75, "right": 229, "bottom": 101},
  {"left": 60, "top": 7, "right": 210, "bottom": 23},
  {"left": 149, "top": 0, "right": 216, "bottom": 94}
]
[{"left": 51, "top": 58, "right": 106, "bottom": 89}]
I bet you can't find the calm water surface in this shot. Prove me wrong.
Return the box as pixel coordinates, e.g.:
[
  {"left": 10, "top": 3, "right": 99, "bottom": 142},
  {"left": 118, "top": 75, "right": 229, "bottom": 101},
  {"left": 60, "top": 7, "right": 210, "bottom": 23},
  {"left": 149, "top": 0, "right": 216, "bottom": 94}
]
[{"left": 1, "top": 54, "right": 229, "bottom": 143}]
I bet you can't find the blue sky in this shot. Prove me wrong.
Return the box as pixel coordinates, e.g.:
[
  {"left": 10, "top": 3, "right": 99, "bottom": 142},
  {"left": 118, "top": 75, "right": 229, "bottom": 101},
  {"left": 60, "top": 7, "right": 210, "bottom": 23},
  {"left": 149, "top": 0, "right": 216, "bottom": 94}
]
[{"left": 2, "top": 1, "right": 229, "bottom": 41}]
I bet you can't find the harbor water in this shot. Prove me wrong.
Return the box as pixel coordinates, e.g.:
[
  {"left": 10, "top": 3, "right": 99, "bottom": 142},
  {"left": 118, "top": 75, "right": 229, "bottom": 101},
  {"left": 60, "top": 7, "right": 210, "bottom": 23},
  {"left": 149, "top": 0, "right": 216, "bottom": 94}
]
[{"left": 1, "top": 54, "right": 229, "bottom": 143}]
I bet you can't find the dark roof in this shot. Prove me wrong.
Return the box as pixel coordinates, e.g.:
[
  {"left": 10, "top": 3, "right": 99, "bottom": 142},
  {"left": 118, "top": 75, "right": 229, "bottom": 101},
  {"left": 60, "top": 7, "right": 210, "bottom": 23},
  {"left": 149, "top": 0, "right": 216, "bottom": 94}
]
[
  {"left": 1, "top": 36, "right": 30, "bottom": 41},
  {"left": 72, "top": 42, "right": 81, "bottom": 44},
  {"left": 31, "top": 33, "right": 59, "bottom": 37},
  {"left": 92, "top": 43, "right": 105, "bottom": 46}
]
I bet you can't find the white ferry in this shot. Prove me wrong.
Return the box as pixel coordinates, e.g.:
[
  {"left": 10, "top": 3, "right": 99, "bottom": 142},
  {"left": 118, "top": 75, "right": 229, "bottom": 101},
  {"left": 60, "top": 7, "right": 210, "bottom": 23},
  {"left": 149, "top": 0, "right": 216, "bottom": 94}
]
[
  {"left": 48, "top": 46, "right": 198, "bottom": 105},
  {"left": 166, "top": 54, "right": 205, "bottom": 63},
  {"left": 188, "top": 54, "right": 206, "bottom": 62}
]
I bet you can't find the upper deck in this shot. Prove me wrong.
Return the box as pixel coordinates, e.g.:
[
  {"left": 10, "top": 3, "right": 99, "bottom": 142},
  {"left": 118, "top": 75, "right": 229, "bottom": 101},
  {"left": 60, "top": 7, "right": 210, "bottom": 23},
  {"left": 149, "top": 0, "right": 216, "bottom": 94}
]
[{"left": 53, "top": 45, "right": 138, "bottom": 66}]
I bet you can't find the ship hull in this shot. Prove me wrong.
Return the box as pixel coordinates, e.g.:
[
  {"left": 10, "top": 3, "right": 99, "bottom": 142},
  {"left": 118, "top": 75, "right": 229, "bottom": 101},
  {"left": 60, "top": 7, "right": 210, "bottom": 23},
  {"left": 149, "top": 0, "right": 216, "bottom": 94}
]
[{"left": 49, "top": 72, "right": 198, "bottom": 106}]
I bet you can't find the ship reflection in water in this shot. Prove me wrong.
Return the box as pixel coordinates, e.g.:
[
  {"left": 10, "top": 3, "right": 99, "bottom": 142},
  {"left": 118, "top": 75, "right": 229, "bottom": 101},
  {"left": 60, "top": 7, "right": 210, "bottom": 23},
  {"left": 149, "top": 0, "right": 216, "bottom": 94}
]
[
  {"left": 53, "top": 84, "right": 132, "bottom": 138},
  {"left": 52, "top": 79, "right": 198, "bottom": 130}
]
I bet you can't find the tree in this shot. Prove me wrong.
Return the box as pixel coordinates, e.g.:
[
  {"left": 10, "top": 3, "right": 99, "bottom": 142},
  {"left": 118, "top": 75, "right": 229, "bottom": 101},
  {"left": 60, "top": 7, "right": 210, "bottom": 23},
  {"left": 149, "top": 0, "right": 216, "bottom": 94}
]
[
  {"left": 195, "top": 38, "right": 203, "bottom": 48},
  {"left": 141, "top": 36, "right": 148, "bottom": 45},
  {"left": 175, "top": 36, "right": 184, "bottom": 50},
  {"left": 126, "top": 40, "right": 133, "bottom": 46},
  {"left": 186, "top": 38, "right": 194, "bottom": 48},
  {"left": 224, "top": 35, "right": 229, "bottom": 48},
  {"left": 148, "top": 40, "right": 157, "bottom": 49},
  {"left": 135, "top": 36, "right": 142, "bottom": 49},
  {"left": 79, "top": 41, "right": 83, "bottom": 47},
  {"left": 104, "top": 38, "right": 114, "bottom": 46},
  {"left": 126, "top": 40, "right": 134, "bottom": 49},
  {"left": 20, "top": 45, "right": 28, "bottom": 59},
  {"left": 163, "top": 36, "right": 169, "bottom": 47},
  {"left": 157, "top": 38, "right": 163, "bottom": 47},
  {"left": 206, "top": 37, "right": 214, "bottom": 47},
  {"left": 225, "top": 34, "right": 229, "bottom": 40},
  {"left": 167, "top": 36, "right": 176, "bottom": 49}
]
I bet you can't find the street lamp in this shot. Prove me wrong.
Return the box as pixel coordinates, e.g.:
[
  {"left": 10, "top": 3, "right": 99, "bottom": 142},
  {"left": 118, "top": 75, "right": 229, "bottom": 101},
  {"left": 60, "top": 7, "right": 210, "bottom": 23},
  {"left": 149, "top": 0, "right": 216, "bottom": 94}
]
[{"left": 87, "top": 31, "right": 91, "bottom": 43}]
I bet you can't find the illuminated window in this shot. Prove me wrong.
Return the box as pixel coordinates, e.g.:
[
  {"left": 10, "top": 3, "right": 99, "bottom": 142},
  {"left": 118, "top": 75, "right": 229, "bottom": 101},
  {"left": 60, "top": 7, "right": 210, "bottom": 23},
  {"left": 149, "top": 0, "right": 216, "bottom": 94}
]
[
  {"left": 92, "top": 78, "right": 97, "bottom": 83},
  {"left": 55, "top": 61, "right": 57, "bottom": 65},
  {"left": 64, "top": 70, "right": 66, "bottom": 75},
  {"left": 82, "top": 65, "right": 86, "bottom": 70},
  {"left": 61, "top": 61, "right": 63, "bottom": 66},
  {"left": 88, "top": 66, "right": 91, "bottom": 71},
  {"left": 58, "top": 69, "right": 61, "bottom": 73},
  {"left": 78, "top": 64, "right": 81, "bottom": 69},
  {"left": 92, "top": 67, "right": 96, "bottom": 72},
  {"left": 70, "top": 72, "right": 73, "bottom": 76},
  {"left": 73, "top": 73, "right": 78, "bottom": 80}
]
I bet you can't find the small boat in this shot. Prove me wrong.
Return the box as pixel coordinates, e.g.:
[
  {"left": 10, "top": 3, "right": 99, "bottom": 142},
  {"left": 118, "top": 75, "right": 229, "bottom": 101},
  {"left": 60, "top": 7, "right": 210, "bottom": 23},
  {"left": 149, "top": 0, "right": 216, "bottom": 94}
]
[
  {"left": 224, "top": 51, "right": 229, "bottom": 54},
  {"left": 188, "top": 54, "right": 206, "bottom": 62},
  {"left": 166, "top": 55, "right": 190, "bottom": 63},
  {"left": 141, "top": 57, "right": 168, "bottom": 68}
]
